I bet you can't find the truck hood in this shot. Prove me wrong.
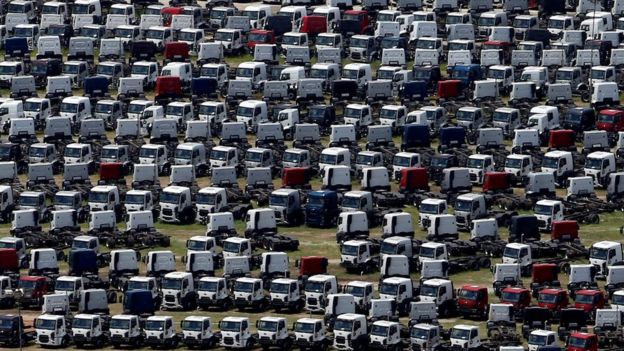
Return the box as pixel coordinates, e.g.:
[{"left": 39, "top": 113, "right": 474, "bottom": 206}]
[{"left": 596, "top": 122, "right": 614, "bottom": 131}]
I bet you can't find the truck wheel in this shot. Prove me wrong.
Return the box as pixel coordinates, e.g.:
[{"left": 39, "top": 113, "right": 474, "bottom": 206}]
[{"left": 61, "top": 336, "right": 69, "bottom": 347}]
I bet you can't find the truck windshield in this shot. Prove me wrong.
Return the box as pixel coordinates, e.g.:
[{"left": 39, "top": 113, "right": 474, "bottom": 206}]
[
  {"left": 503, "top": 247, "right": 520, "bottom": 258},
  {"left": 533, "top": 204, "right": 552, "bottom": 216},
  {"left": 237, "top": 106, "right": 254, "bottom": 117},
  {"left": 613, "top": 294, "right": 624, "bottom": 305},
  {"left": 236, "top": 67, "right": 254, "bottom": 78},
  {"left": 127, "top": 280, "right": 148, "bottom": 290},
  {"left": 63, "top": 64, "right": 80, "bottom": 74},
  {"left": 448, "top": 42, "right": 467, "bottom": 51},
  {"left": 178, "top": 31, "right": 196, "bottom": 42},
  {"left": 55, "top": 280, "right": 75, "bottom": 291},
  {"left": 538, "top": 293, "right": 557, "bottom": 303},
  {"left": 585, "top": 157, "right": 603, "bottom": 170},
  {"left": 416, "top": 40, "right": 436, "bottom": 49},
  {"left": 380, "top": 242, "right": 397, "bottom": 255},
  {"left": 316, "top": 36, "right": 335, "bottom": 46},
  {"left": 182, "top": 320, "right": 203, "bottom": 331},
  {"left": 282, "top": 151, "right": 302, "bottom": 164},
  {"left": 73, "top": 318, "right": 92, "bottom": 329},
  {"left": 380, "top": 109, "right": 397, "bottom": 119},
  {"left": 419, "top": 203, "right": 440, "bottom": 214},
  {"left": 456, "top": 110, "right": 475, "bottom": 122},
  {"left": 310, "top": 68, "right": 328, "bottom": 79},
  {"left": 257, "top": 320, "right": 278, "bottom": 331},
  {"left": 42, "top": 4, "right": 60, "bottom": 14},
  {"left": 341, "top": 245, "right": 359, "bottom": 256},
  {"left": 210, "top": 10, "right": 227, "bottom": 19},
  {"left": 242, "top": 10, "right": 259, "bottom": 19},
  {"left": 31, "top": 62, "right": 49, "bottom": 74},
  {"left": 187, "top": 239, "right": 207, "bottom": 251},
  {"left": 590, "top": 247, "right": 608, "bottom": 260},
  {"left": 598, "top": 113, "right": 615, "bottom": 123},
  {"left": 219, "top": 321, "right": 240, "bottom": 332},
  {"left": 101, "top": 148, "right": 119, "bottom": 160},
  {"left": 140, "top": 148, "right": 157, "bottom": 158},
  {"left": 36, "top": 319, "right": 57, "bottom": 330},
  {"left": 345, "top": 285, "right": 364, "bottom": 296},
  {"left": 167, "top": 106, "right": 184, "bottom": 116},
  {"left": 88, "top": 192, "right": 108, "bottom": 203},
  {"left": 145, "top": 321, "right": 165, "bottom": 331},
  {"left": 568, "top": 336, "right": 589, "bottom": 348},
  {"left": 513, "top": 18, "right": 532, "bottom": 28},
  {"left": 73, "top": 4, "right": 91, "bottom": 14},
  {"left": 246, "top": 151, "right": 263, "bottom": 162},
  {"left": 342, "top": 69, "right": 358, "bottom": 79},
  {"left": 145, "top": 30, "right": 164, "bottom": 40},
  {"left": 214, "top": 31, "right": 233, "bottom": 41},
  {"left": 95, "top": 103, "right": 113, "bottom": 113},
  {"left": 379, "top": 283, "right": 398, "bottom": 295},
  {"left": 97, "top": 65, "right": 115, "bottom": 75},
  {"left": 501, "top": 291, "right": 520, "bottom": 302},
  {"left": 234, "top": 281, "right": 253, "bottom": 292},
  {"left": 492, "top": 111, "right": 510, "bottom": 122},
  {"left": 306, "top": 195, "right": 324, "bottom": 206},
  {"left": 341, "top": 196, "right": 359, "bottom": 208},
  {"left": 19, "top": 195, "right": 39, "bottom": 206},
  {"left": 161, "top": 278, "right": 182, "bottom": 290},
  {"left": 305, "top": 281, "right": 324, "bottom": 293},
  {"left": 270, "top": 282, "right": 289, "bottom": 294},
  {"left": 575, "top": 293, "right": 595, "bottom": 304},
  {"left": 269, "top": 194, "right": 288, "bottom": 207},
  {"left": 451, "top": 328, "right": 471, "bottom": 340},
  {"left": 454, "top": 199, "right": 472, "bottom": 211},
  {"left": 110, "top": 319, "right": 130, "bottom": 329},
  {"left": 344, "top": 107, "right": 361, "bottom": 119},
  {"left": 131, "top": 65, "right": 150, "bottom": 75},
  {"left": 23, "top": 101, "right": 41, "bottom": 112},
  {"left": 487, "top": 69, "right": 505, "bottom": 80},
  {"left": 199, "top": 104, "right": 216, "bottom": 116},
  {"left": 210, "top": 149, "right": 228, "bottom": 161},
  {"left": 18, "top": 279, "right": 36, "bottom": 289},
  {"left": 54, "top": 195, "right": 74, "bottom": 207},
  {"left": 466, "top": 158, "right": 484, "bottom": 169},
  {"left": 459, "top": 289, "right": 477, "bottom": 300},
  {"left": 393, "top": 156, "right": 411, "bottom": 167},
  {"left": 223, "top": 241, "right": 240, "bottom": 254},
  {"left": 333, "top": 320, "right": 353, "bottom": 332},
  {"left": 13, "top": 28, "right": 33, "bottom": 37},
  {"left": 419, "top": 246, "right": 435, "bottom": 258},
  {"left": 196, "top": 193, "right": 216, "bottom": 205},
  {"left": 504, "top": 158, "right": 522, "bottom": 168},
  {"left": 420, "top": 285, "right": 438, "bottom": 297},
  {"left": 590, "top": 70, "right": 606, "bottom": 80},
  {"left": 371, "top": 325, "right": 389, "bottom": 336},
  {"left": 198, "top": 280, "right": 218, "bottom": 291},
  {"left": 319, "top": 153, "right": 337, "bottom": 165},
  {"left": 116, "top": 28, "right": 134, "bottom": 38},
  {"left": 411, "top": 327, "right": 430, "bottom": 339},
  {"left": 478, "top": 17, "right": 496, "bottom": 26},
  {"left": 548, "top": 19, "right": 566, "bottom": 29},
  {"left": 541, "top": 157, "right": 559, "bottom": 169},
  {"left": 64, "top": 147, "right": 82, "bottom": 158},
  {"left": 555, "top": 70, "right": 572, "bottom": 80},
  {"left": 248, "top": 32, "right": 268, "bottom": 42},
  {"left": 60, "top": 103, "right": 78, "bottom": 113},
  {"left": 175, "top": 148, "right": 192, "bottom": 160},
  {"left": 73, "top": 240, "right": 91, "bottom": 250},
  {"left": 282, "top": 35, "right": 301, "bottom": 45},
  {"left": 356, "top": 154, "right": 374, "bottom": 165},
  {"left": 377, "top": 69, "right": 395, "bottom": 80},
  {"left": 295, "top": 322, "right": 314, "bottom": 333},
  {"left": 160, "top": 192, "right": 179, "bottom": 204}
]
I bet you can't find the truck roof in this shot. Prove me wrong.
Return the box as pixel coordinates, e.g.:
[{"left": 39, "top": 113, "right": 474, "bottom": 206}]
[
  {"left": 321, "top": 147, "right": 349, "bottom": 155},
  {"left": 383, "top": 276, "right": 412, "bottom": 284},
  {"left": 452, "top": 324, "right": 478, "bottom": 331},
  {"left": 177, "top": 142, "right": 202, "bottom": 150},
  {"left": 91, "top": 185, "right": 117, "bottom": 192},
  {"left": 271, "top": 278, "right": 298, "bottom": 284},
  {"left": 336, "top": 313, "right": 364, "bottom": 321},
  {"left": 413, "top": 323, "right": 438, "bottom": 330},
  {"left": 147, "top": 315, "right": 172, "bottom": 322},
  {"left": 536, "top": 199, "right": 562, "bottom": 206},
  {"left": 383, "top": 236, "right": 411, "bottom": 244},
  {"left": 506, "top": 243, "right": 529, "bottom": 249},
  {"left": 344, "top": 63, "right": 371, "bottom": 70},
  {"left": 347, "top": 280, "right": 373, "bottom": 287},
  {"left": 185, "top": 316, "right": 210, "bottom": 322},
  {"left": 199, "top": 276, "right": 225, "bottom": 282},
  {"left": 126, "top": 189, "right": 151, "bottom": 196},
  {"left": 38, "top": 314, "right": 64, "bottom": 321},
  {"left": 225, "top": 237, "right": 249, "bottom": 244},
  {"left": 543, "top": 150, "right": 570, "bottom": 158},
  {"left": 236, "top": 277, "right": 262, "bottom": 283},
  {"left": 456, "top": 193, "right": 484, "bottom": 200},
  {"left": 468, "top": 154, "right": 493, "bottom": 160},
  {"left": 221, "top": 316, "right": 248, "bottom": 322},
  {"left": 592, "top": 241, "right": 620, "bottom": 249},
  {"left": 531, "top": 329, "right": 556, "bottom": 336},
  {"left": 57, "top": 276, "right": 82, "bottom": 282},
  {"left": 164, "top": 271, "right": 192, "bottom": 279},
  {"left": 540, "top": 288, "right": 565, "bottom": 295},
  {"left": 307, "top": 274, "right": 335, "bottom": 282},
  {"left": 344, "top": 190, "right": 370, "bottom": 197},
  {"left": 260, "top": 316, "right": 286, "bottom": 323},
  {"left": 587, "top": 151, "right": 612, "bottom": 159},
  {"left": 507, "top": 154, "right": 530, "bottom": 160},
  {"left": 373, "top": 320, "right": 399, "bottom": 327},
  {"left": 74, "top": 313, "right": 100, "bottom": 320},
  {"left": 163, "top": 185, "right": 189, "bottom": 194},
  {"left": 421, "top": 198, "right": 446, "bottom": 205},
  {"left": 422, "top": 278, "right": 451, "bottom": 286},
  {"left": 272, "top": 188, "right": 298, "bottom": 196}
]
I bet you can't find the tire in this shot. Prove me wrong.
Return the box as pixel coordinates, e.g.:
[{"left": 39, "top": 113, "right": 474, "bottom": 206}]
[{"left": 61, "top": 336, "right": 69, "bottom": 347}]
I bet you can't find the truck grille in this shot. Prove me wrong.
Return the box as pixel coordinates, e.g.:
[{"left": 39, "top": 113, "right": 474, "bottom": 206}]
[
  {"left": 335, "top": 336, "right": 346, "bottom": 344},
  {"left": 537, "top": 220, "right": 546, "bottom": 228},
  {"left": 162, "top": 208, "right": 173, "bottom": 216},
  {"left": 307, "top": 297, "right": 317, "bottom": 305},
  {"left": 165, "top": 295, "right": 175, "bottom": 302},
  {"left": 456, "top": 216, "right": 466, "bottom": 224},
  {"left": 469, "top": 173, "right": 477, "bottom": 181},
  {"left": 223, "top": 337, "right": 234, "bottom": 345},
  {"left": 199, "top": 210, "right": 209, "bottom": 216},
  {"left": 351, "top": 52, "right": 361, "bottom": 60},
  {"left": 39, "top": 335, "right": 49, "bottom": 343}
]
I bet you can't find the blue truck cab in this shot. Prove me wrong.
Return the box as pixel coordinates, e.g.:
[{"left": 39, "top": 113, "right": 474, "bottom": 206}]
[
  {"left": 123, "top": 289, "right": 156, "bottom": 316},
  {"left": 449, "top": 64, "right": 482, "bottom": 88},
  {"left": 305, "top": 190, "right": 339, "bottom": 228},
  {"left": 438, "top": 127, "right": 467, "bottom": 151},
  {"left": 401, "top": 124, "right": 430, "bottom": 151},
  {"left": 68, "top": 249, "right": 98, "bottom": 276}
]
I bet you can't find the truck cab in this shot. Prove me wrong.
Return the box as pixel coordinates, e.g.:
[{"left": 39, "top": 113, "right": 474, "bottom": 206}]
[
  {"left": 534, "top": 200, "right": 564, "bottom": 231},
  {"left": 466, "top": 154, "right": 495, "bottom": 184}
]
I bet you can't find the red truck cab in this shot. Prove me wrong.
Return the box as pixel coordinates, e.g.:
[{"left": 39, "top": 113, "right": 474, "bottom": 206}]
[
  {"left": 297, "top": 256, "right": 328, "bottom": 279},
  {"left": 596, "top": 109, "right": 624, "bottom": 132},
  {"left": 18, "top": 276, "right": 51, "bottom": 307},
  {"left": 573, "top": 290, "right": 605, "bottom": 314},
  {"left": 399, "top": 168, "right": 430, "bottom": 193},
  {"left": 282, "top": 168, "right": 311, "bottom": 189},
  {"left": 164, "top": 42, "right": 190, "bottom": 62},
  {"left": 99, "top": 162, "right": 126, "bottom": 183},
  {"left": 162, "top": 7, "right": 184, "bottom": 27},
  {"left": 482, "top": 41, "right": 512, "bottom": 62},
  {"left": 437, "top": 80, "right": 462, "bottom": 101},
  {"left": 342, "top": 10, "right": 370, "bottom": 35},
  {"left": 300, "top": 16, "right": 327, "bottom": 38},
  {"left": 531, "top": 263, "right": 559, "bottom": 296},
  {"left": 247, "top": 29, "right": 276, "bottom": 50},
  {"left": 567, "top": 332, "right": 598, "bottom": 351},
  {"left": 0, "top": 248, "right": 18, "bottom": 275},
  {"left": 551, "top": 220, "right": 579, "bottom": 242},
  {"left": 458, "top": 285, "right": 488, "bottom": 318},
  {"left": 537, "top": 288, "right": 569, "bottom": 315},
  {"left": 500, "top": 287, "right": 531, "bottom": 310},
  {"left": 483, "top": 172, "right": 512, "bottom": 194},
  {"left": 548, "top": 129, "right": 575, "bottom": 150}
]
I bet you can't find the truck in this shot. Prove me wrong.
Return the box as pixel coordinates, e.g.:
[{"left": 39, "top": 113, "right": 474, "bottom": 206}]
[
  {"left": 71, "top": 314, "right": 108, "bottom": 348},
  {"left": 304, "top": 274, "right": 338, "bottom": 312},
  {"left": 160, "top": 271, "right": 197, "bottom": 311},
  {"left": 333, "top": 314, "right": 369, "bottom": 351},
  {"left": 35, "top": 314, "right": 69, "bottom": 347},
  {"left": 256, "top": 317, "right": 293, "bottom": 351},
  {"left": 109, "top": 314, "right": 144, "bottom": 348},
  {"left": 144, "top": 316, "right": 179, "bottom": 348},
  {"left": 181, "top": 316, "right": 219, "bottom": 349},
  {"left": 219, "top": 317, "right": 256, "bottom": 349}
]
